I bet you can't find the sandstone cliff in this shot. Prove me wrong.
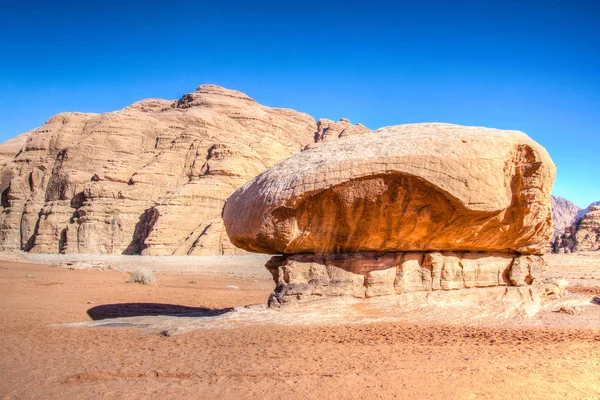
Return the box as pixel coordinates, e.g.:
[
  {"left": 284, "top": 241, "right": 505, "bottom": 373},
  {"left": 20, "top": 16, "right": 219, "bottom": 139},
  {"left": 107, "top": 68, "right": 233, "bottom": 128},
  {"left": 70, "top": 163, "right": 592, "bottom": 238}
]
[
  {"left": 0, "top": 132, "right": 31, "bottom": 165},
  {"left": 554, "top": 201, "right": 600, "bottom": 253},
  {"left": 313, "top": 118, "right": 371, "bottom": 143},
  {"left": 0, "top": 85, "right": 369, "bottom": 255}
]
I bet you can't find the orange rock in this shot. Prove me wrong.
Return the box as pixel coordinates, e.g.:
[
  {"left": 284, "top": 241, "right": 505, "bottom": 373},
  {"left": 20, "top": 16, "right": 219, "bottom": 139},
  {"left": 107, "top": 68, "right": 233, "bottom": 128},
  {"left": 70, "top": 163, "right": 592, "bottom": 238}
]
[{"left": 224, "top": 123, "right": 556, "bottom": 255}]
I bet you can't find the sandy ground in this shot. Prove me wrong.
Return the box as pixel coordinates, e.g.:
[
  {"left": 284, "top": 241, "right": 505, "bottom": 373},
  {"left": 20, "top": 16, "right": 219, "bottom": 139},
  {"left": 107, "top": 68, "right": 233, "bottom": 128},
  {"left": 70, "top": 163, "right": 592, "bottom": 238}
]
[{"left": 1, "top": 252, "right": 600, "bottom": 399}]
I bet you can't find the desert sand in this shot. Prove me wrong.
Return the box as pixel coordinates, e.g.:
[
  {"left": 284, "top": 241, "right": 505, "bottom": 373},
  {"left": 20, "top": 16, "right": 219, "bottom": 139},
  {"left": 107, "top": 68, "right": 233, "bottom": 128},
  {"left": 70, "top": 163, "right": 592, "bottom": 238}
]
[{"left": 1, "top": 252, "right": 599, "bottom": 399}]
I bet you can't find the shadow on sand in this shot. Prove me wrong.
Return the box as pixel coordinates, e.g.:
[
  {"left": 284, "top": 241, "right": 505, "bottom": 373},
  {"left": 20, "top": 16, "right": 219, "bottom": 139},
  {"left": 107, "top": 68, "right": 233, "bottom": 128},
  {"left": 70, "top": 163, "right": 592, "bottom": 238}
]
[
  {"left": 87, "top": 303, "right": 234, "bottom": 320},
  {"left": 592, "top": 297, "right": 600, "bottom": 306}
]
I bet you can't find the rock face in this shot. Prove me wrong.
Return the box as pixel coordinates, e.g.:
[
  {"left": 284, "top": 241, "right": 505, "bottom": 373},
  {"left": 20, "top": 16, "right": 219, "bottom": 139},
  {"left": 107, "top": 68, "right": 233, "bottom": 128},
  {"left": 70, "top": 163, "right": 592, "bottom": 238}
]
[
  {"left": 553, "top": 201, "right": 600, "bottom": 253},
  {"left": 265, "top": 251, "right": 547, "bottom": 307},
  {"left": 550, "top": 195, "right": 581, "bottom": 240},
  {"left": 0, "top": 85, "right": 368, "bottom": 255},
  {"left": 225, "top": 123, "right": 556, "bottom": 255},
  {"left": 575, "top": 201, "right": 600, "bottom": 221},
  {"left": 313, "top": 118, "right": 371, "bottom": 143},
  {"left": 224, "top": 123, "right": 556, "bottom": 306},
  {"left": 0, "top": 132, "right": 31, "bottom": 165}
]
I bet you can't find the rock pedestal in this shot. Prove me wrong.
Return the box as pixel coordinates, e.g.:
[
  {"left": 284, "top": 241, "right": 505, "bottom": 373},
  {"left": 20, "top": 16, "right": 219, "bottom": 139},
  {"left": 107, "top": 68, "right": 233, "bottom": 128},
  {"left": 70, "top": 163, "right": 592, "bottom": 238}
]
[
  {"left": 265, "top": 252, "right": 546, "bottom": 307},
  {"left": 223, "top": 123, "right": 557, "bottom": 307}
]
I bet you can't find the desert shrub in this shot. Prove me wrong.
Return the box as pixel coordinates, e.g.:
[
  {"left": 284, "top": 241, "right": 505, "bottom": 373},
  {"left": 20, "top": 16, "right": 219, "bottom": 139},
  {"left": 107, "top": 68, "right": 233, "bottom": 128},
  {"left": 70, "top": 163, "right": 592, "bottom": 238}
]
[{"left": 127, "top": 269, "right": 156, "bottom": 285}]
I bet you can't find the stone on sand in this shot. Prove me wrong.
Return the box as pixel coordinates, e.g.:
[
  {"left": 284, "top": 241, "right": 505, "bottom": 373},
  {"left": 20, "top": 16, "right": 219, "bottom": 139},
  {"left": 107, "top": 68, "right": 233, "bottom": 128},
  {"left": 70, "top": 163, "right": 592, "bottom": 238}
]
[{"left": 223, "top": 123, "right": 557, "bottom": 306}]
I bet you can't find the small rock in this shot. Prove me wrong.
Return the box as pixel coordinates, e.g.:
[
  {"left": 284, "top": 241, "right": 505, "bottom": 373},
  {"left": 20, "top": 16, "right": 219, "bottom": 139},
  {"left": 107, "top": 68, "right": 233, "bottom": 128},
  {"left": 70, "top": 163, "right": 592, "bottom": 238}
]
[
  {"left": 558, "top": 306, "right": 584, "bottom": 315},
  {"left": 87, "top": 301, "right": 94, "bottom": 304},
  {"left": 25, "top": 274, "right": 34, "bottom": 278}
]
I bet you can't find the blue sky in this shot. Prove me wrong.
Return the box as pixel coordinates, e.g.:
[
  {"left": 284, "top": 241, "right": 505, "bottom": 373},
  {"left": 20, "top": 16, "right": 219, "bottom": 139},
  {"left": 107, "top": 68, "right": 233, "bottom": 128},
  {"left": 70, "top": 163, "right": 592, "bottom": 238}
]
[{"left": 1, "top": 0, "right": 598, "bottom": 208}]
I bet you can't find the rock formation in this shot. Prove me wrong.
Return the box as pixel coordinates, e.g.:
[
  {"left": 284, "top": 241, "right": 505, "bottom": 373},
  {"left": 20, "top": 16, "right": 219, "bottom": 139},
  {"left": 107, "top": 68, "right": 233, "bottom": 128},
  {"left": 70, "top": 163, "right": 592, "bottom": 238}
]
[
  {"left": 553, "top": 201, "right": 600, "bottom": 253},
  {"left": 313, "top": 118, "right": 371, "bottom": 143},
  {"left": 0, "top": 85, "right": 369, "bottom": 255},
  {"left": 0, "top": 132, "right": 31, "bottom": 165},
  {"left": 1, "top": 85, "right": 572, "bottom": 260},
  {"left": 550, "top": 195, "right": 581, "bottom": 240},
  {"left": 223, "top": 123, "right": 557, "bottom": 306}
]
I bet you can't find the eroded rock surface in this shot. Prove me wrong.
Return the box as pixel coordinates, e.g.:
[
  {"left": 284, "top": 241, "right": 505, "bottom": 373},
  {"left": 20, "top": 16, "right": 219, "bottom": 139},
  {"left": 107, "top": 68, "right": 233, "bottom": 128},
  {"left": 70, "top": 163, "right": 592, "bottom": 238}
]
[
  {"left": 313, "top": 118, "right": 372, "bottom": 143},
  {"left": 550, "top": 195, "right": 581, "bottom": 241},
  {"left": 1, "top": 86, "right": 371, "bottom": 255},
  {"left": 554, "top": 203, "right": 600, "bottom": 253},
  {"left": 266, "top": 252, "right": 546, "bottom": 307},
  {"left": 224, "top": 123, "right": 557, "bottom": 306},
  {"left": 224, "top": 123, "right": 556, "bottom": 255}
]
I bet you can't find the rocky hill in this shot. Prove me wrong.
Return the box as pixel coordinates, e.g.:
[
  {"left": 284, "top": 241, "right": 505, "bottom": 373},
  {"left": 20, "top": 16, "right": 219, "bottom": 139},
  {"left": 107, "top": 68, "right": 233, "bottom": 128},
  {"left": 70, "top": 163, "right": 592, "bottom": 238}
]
[
  {"left": 575, "top": 200, "right": 600, "bottom": 220},
  {"left": 550, "top": 195, "right": 581, "bottom": 240},
  {"left": 553, "top": 200, "right": 600, "bottom": 253},
  {"left": 0, "top": 85, "right": 368, "bottom": 255}
]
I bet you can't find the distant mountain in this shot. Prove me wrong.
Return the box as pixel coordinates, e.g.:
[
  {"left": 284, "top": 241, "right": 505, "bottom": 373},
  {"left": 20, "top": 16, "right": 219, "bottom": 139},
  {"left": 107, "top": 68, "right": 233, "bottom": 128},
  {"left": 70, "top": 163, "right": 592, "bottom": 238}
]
[
  {"left": 550, "top": 195, "right": 581, "bottom": 240},
  {"left": 575, "top": 200, "right": 600, "bottom": 221},
  {"left": 553, "top": 199, "right": 600, "bottom": 253}
]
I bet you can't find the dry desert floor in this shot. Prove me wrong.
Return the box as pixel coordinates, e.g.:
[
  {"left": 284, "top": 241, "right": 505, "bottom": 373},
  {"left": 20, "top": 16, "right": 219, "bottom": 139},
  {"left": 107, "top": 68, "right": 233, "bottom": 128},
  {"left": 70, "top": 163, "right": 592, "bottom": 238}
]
[{"left": 1, "top": 252, "right": 600, "bottom": 399}]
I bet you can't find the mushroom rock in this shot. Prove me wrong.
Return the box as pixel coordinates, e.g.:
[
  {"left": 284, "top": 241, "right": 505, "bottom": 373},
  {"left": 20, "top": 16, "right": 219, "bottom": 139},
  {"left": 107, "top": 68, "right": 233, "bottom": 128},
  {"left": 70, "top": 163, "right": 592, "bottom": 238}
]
[{"left": 223, "top": 123, "right": 557, "bottom": 307}]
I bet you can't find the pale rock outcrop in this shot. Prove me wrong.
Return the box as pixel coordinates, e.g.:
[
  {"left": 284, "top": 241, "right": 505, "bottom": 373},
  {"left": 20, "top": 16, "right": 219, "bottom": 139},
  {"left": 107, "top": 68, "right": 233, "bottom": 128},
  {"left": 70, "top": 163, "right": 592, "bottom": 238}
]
[
  {"left": 0, "top": 85, "right": 371, "bottom": 255},
  {"left": 265, "top": 251, "right": 546, "bottom": 307},
  {"left": 554, "top": 202, "right": 600, "bottom": 253},
  {"left": 575, "top": 200, "right": 600, "bottom": 221},
  {"left": 313, "top": 118, "right": 371, "bottom": 143},
  {"left": 550, "top": 195, "right": 581, "bottom": 240},
  {"left": 0, "top": 132, "right": 31, "bottom": 165},
  {"left": 224, "top": 123, "right": 557, "bottom": 306}
]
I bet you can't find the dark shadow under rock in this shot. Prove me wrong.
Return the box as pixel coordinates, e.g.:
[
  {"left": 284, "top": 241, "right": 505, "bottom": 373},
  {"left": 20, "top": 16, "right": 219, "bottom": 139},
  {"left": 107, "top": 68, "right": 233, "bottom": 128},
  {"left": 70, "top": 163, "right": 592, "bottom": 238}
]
[{"left": 87, "top": 303, "right": 234, "bottom": 320}]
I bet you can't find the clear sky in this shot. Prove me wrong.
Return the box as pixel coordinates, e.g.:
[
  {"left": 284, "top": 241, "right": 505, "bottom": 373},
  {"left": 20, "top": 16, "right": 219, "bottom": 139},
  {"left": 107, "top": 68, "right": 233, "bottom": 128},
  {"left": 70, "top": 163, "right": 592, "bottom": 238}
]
[{"left": 1, "top": 0, "right": 598, "bottom": 208}]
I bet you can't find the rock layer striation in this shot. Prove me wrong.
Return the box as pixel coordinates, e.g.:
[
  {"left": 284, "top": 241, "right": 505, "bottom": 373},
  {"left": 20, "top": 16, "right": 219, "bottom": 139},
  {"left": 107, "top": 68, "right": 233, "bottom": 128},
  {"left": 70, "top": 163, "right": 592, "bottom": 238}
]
[
  {"left": 0, "top": 85, "right": 368, "bottom": 255},
  {"left": 550, "top": 195, "right": 581, "bottom": 241},
  {"left": 553, "top": 202, "right": 600, "bottom": 253},
  {"left": 266, "top": 252, "right": 547, "bottom": 307}
]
